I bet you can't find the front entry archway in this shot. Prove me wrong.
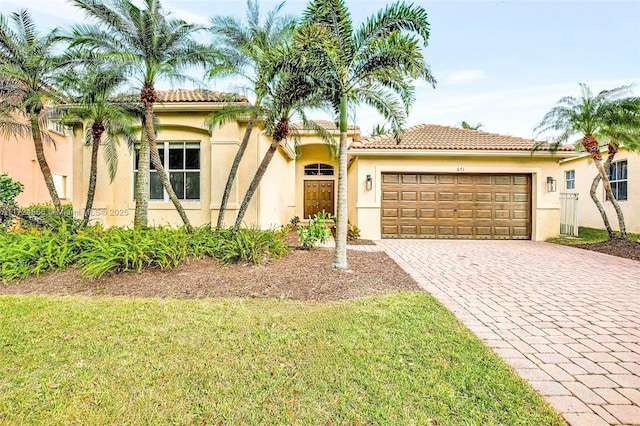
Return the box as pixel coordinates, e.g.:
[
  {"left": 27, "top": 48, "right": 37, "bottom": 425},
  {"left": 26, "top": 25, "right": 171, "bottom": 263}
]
[{"left": 304, "top": 180, "right": 334, "bottom": 218}]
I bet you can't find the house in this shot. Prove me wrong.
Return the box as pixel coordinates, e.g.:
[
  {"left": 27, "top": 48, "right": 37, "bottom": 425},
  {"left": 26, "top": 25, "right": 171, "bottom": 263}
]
[
  {"left": 347, "top": 125, "right": 575, "bottom": 240},
  {"left": 0, "top": 116, "right": 74, "bottom": 206},
  {"left": 559, "top": 147, "right": 638, "bottom": 234},
  {"left": 69, "top": 89, "right": 576, "bottom": 240}
]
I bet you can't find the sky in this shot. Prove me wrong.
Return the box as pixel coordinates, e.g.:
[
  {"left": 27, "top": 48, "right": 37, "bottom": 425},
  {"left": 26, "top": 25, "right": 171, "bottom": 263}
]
[{"left": 1, "top": 0, "right": 639, "bottom": 139}]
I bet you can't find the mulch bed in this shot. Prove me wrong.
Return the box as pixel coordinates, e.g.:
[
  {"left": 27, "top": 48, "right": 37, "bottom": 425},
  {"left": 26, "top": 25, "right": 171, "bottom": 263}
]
[
  {"left": 0, "top": 241, "right": 420, "bottom": 301},
  {"left": 574, "top": 237, "right": 640, "bottom": 261}
]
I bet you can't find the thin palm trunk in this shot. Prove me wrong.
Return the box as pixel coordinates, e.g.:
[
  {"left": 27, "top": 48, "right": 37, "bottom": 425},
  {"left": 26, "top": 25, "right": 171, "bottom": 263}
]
[
  {"left": 233, "top": 119, "right": 287, "bottom": 232},
  {"left": 29, "top": 115, "right": 63, "bottom": 215},
  {"left": 142, "top": 96, "right": 193, "bottom": 233},
  {"left": 217, "top": 105, "right": 260, "bottom": 228},
  {"left": 332, "top": 95, "right": 348, "bottom": 270},
  {"left": 585, "top": 134, "right": 627, "bottom": 239},
  {"left": 82, "top": 121, "right": 104, "bottom": 226},
  {"left": 134, "top": 133, "right": 150, "bottom": 227},
  {"left": 589, "top": 150, "right": 616, "bottom": 239}
]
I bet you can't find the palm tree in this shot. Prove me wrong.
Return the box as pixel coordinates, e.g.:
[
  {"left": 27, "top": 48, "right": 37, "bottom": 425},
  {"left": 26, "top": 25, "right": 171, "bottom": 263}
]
[
  {"left": 461, "top": 121, "right": 483, "bottom": 131},
  {"left": 535, "top": 83, "right": 640, "bottom": 240},
  {"left": 56, "top": 62, "right": 137, "bottom": 226},
  {"left": 70, "top": 0, "right": 215, "bottom": 231},
  {"left": 371, "top": 123, "right": 390, "bottom": 136},
  {"left": 207, "top": 0, "right": 296, "bottom": 229},
  {"left": 232, "top": 49, "right": 332, "bottom": 232},
  {"left": 296, "top": 0, "right": 435, "bottom": 269},
  {"left": 0, "top": 10, "right": 67, "bottom": 216}
]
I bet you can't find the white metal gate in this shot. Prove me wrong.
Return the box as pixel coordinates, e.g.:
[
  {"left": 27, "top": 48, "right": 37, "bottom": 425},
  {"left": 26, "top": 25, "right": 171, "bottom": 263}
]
[{"left": 560, "top": 193, "right": 579, "bottom": 236}]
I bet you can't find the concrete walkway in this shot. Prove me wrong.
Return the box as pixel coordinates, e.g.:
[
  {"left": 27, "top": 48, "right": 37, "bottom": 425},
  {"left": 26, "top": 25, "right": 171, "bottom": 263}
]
[{"left": 375, "top": 239, "right": 640, "bottom": 426}]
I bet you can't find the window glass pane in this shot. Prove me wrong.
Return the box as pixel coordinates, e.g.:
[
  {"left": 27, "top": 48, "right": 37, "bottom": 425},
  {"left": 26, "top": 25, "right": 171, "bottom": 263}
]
[
  {"left": 150, "top": 172, "right": 163, "bottom": 199},
  {"left": 619, "top": 182, "right": 627, "bottom": 200},
  {"left": 151, "top": 147, "right": 165, "bottom": 170},
  {"left": 170, "top": 172, "right": 185, "bottom": 199},
  {"left": 620, "top": 161, "right": 627, "bottom": 179},
  {"left": 185, "top": 148, "right": 200, "bottom": 169},
  {"left": 134, "top": 148, "right": 140, "bottom": 170},
  {"left": 169, "top": 147, "right": 184, "bottom": 170},
  {"left": 185, "top": 172, "right": 200, "bottom": 200}
]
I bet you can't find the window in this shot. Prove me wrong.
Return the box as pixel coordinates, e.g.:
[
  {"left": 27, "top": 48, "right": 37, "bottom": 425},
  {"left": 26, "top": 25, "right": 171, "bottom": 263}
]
[
  {"left": 48, "top": 120, "right": 66, "bottom": 135},
  {"left": 134, "top": 142, "right": 200, "bottom": 201},
  {"left": 304, "top": 163, "right": 334, "bottom": 176},
  {"left": 607, "top": 160, "right": 627, "bottom": 201},
  {"left": 53, "top": 174, "right": 68, "bottom": 198},
  {"left": 565, "top": 170, "right": 575, "bottom": 190}
]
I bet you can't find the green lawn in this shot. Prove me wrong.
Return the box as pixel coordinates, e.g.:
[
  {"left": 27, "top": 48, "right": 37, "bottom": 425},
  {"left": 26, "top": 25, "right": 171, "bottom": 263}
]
[
  {"left": 547, "top": 226, "right": 640, "bottom": 245},
  {"left": 0, "top": 292, "right": 564, "bottom": 425}
]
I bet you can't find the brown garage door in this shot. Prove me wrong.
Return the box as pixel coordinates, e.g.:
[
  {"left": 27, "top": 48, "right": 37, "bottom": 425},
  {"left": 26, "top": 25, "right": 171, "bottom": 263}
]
[{"left": 381, "top": 173, "right": 531, "bottom": 239}]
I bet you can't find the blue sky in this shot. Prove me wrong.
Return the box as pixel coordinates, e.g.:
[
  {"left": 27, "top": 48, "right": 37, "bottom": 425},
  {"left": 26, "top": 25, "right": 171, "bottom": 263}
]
[{"left": 1, "top": 0, "right": 639, "bottom": 138}]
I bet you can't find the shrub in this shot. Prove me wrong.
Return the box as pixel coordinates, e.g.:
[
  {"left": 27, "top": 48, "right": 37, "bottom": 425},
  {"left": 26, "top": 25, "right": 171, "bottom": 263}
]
[
  {"left": 0, "top": 224, "right": 292, "bottom": 282},
  {"left": 297, "top": 211, "right": 333, "bottom": 249},
  {"left": 0, "top": 174, "right": 24, "bottom": 230},
  {"left": 347, "top": 222, "right": 361, "bottom": 241}
]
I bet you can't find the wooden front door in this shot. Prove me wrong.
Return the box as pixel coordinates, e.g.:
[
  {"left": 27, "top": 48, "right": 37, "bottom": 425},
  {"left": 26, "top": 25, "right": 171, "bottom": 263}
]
[{"left": 304, "top": 180, "right": 334, "bottom": 218}]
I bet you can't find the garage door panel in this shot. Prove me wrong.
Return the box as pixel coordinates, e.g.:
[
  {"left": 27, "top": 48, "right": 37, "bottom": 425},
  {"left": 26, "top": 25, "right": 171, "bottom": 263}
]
[
  {"left": 401, "top": 208, "right": 417, "bottom": 218},
  {"left": 381, "top": 173, "right": 531, "bottom": 240},
  {"left": 382, "top": 191, "right": 399, "bottom": 201},
  {"left": 420, "top": 191, "right": 436, "bottom": 201},
  {"left": 383, "top": 174, "right": 399, "bottom": 184}
]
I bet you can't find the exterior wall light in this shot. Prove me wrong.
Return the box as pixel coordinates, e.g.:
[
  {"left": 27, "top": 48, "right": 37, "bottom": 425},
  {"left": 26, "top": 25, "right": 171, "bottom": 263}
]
[
  {"left": 546, "top": 176, "right": 557, "bottom": 192},
  {"left": 366, "top": 174, "right": 373, "bottom": 191}
]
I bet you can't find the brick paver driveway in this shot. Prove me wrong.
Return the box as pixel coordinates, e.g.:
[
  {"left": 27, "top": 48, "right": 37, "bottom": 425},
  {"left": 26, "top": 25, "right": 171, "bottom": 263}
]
[{"left": 376, "top": 240, "right": 640, "bottom": 426}]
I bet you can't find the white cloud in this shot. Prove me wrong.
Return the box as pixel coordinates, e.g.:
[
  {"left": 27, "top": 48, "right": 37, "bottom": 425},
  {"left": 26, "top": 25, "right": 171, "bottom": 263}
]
[{"left": 445, "top": 70, "right": 486, "bottom": 85}]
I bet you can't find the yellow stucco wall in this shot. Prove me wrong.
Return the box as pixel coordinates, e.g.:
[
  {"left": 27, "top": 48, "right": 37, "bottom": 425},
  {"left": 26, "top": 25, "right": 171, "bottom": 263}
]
[
  {"left": 559, "top": 149, "right": 640, "bottom": 233},
  {"left": 71, "top": 104, "right": 291, "bottom": 229},
  {"left": 349, "top": 152, "right": 568, "bottom": 241},
  {"left": 1, "top": 124, "right": 74, "bottom": 207}
]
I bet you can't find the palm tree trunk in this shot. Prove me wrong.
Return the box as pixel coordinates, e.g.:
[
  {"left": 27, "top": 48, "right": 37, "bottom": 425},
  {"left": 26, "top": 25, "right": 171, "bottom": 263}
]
[
  {"left": 588, "top": 151, "right": 616, "bottom": 239},
  {"left": 217, "top": 111, "right": 258, "bottom": 229},
  {"left": 29, "top": 114, "right": 63, "bottom": 216},
  {"left": 143, "top": 100, "right": 193, "bottom": 233},
  {"left": 591, "top": 157, "right": 627, "bottom": 240},
  {"left": 134, "top": 132, "right": 150, "bottom": 228},
  {"left": 332, "top": 95, "right": 349, "bottom": 270},
  {"left": 82, "top": 122, "right": 103, "bottom": 226},
  {"left": 589, "top": 173, "right": 614, "bottom": 239},
  {"left": 233, "top": 118, "right": 288, "bottom": 232}
]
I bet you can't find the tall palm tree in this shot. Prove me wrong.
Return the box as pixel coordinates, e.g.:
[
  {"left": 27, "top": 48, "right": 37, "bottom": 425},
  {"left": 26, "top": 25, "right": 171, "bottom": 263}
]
[
  {"left": 0, "top": 10, "right": 67, "bottom": 216},
  {"left": 56, "top": 62, "right": 137, "bottom": 226},
  {"left": 297, "top": 0, "right": 435, "bottom": 269},
  {"left": 207, "top": 0, "right": 296, "bottom": 229},
  {"left": 70, "top": 0, "right": 215, "bottom": 231},
  {"left": 535, "top": 83, "right": 640, "bottom": 240}
]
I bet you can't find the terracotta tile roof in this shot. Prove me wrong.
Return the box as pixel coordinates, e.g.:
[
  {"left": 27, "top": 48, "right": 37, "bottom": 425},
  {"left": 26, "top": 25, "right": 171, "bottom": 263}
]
[
  {"left": 290, "top": 119, "right": 359, "bottom": 131},
  {"left": 157, "top": 89, "right": 248, "bottom": 103},
  {"left": 349, "top": 124, "right": 575, "bottom": 152},
  {"left": 112, "top": 89, "right": 248, "bottom": 103}
]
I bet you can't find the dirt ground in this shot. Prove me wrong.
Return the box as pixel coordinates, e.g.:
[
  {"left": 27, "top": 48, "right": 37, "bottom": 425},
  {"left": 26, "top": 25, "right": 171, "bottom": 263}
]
[{"left": 574, "top": 237, "right": 640, "bottom": 261}]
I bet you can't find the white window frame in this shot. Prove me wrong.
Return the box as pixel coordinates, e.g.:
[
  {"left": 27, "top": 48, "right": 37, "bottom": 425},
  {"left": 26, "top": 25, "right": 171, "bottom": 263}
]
[
  {"left": 607, "top": 160, "right": 628, "bottom": 201},
  {"left": 133, "top": 141, "right": 201, "bottom": 202},
  {"left": 565, "top": 170, "right": 575, "bottom": 190}
]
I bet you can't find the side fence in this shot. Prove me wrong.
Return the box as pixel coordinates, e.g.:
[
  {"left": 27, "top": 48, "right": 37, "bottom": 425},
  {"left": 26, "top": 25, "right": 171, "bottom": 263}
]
[{"left": 559, "top": 193, "right": 579, "bottom": 237}]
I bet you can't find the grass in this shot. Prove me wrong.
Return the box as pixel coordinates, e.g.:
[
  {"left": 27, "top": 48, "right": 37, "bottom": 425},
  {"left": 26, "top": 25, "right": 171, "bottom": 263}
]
[
  {"left": 0, "top": 292, "right": 564, "bottom": 425},
  {"left": 547, "top": 226, "right": 640, "bottom": 245}
]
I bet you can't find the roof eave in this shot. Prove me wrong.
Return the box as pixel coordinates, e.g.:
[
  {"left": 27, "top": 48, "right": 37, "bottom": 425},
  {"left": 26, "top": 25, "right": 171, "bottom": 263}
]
[{"left": 347, "top": 148, "right": 578, "bottom": 158}]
